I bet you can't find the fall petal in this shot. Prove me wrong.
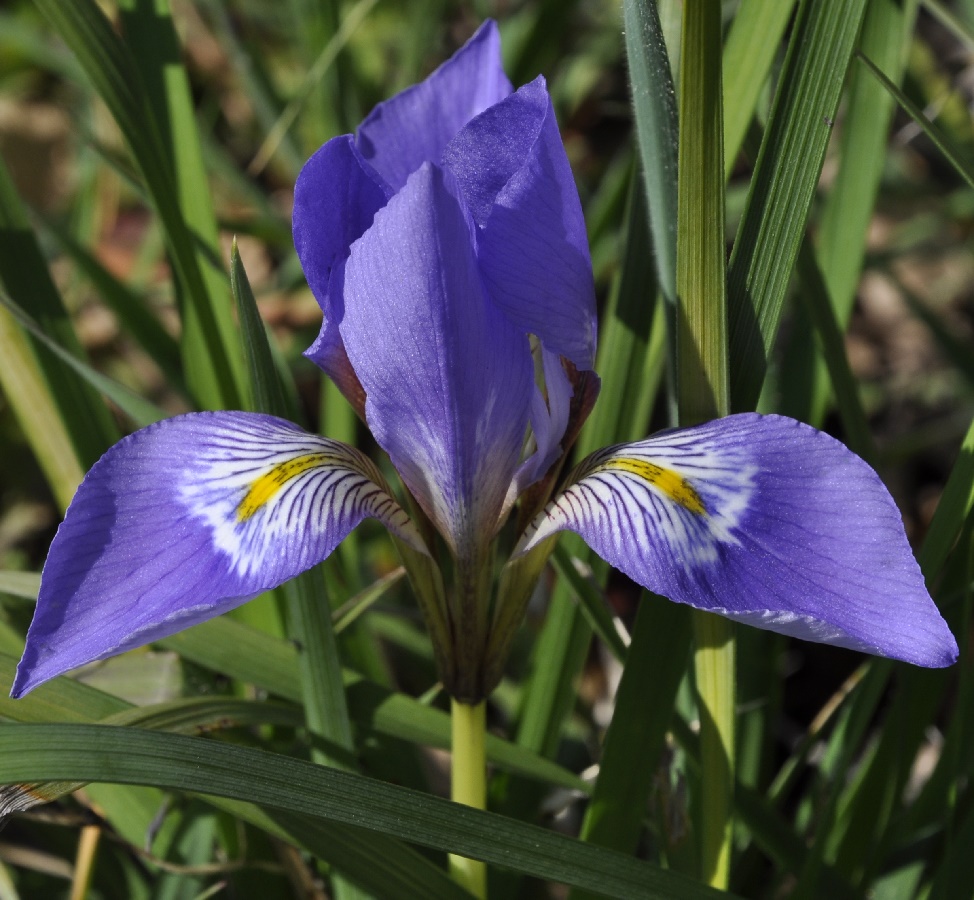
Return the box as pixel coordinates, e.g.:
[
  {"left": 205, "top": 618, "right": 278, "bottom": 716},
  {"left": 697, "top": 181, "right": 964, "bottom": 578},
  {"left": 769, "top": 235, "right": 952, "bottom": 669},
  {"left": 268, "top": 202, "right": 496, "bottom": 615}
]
[
  {"left": 13, "top": 412, "right": 424, "bottom": 696},
  {"left": 517, "top": 414, "right": 957, "bottom": 667}
]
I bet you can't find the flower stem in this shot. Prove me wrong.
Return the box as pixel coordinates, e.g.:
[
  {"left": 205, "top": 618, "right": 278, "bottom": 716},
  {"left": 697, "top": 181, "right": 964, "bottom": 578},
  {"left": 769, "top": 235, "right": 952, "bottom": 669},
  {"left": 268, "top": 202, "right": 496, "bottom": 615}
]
[
  {"left": 449, "top": 698, "right": 487, "bottom": 898},
  {"left": 693, "top": 610, "right": 735, "bottom": 888},
  {"left": 676, "top": 1, "right": 735, "bottom": 888}
]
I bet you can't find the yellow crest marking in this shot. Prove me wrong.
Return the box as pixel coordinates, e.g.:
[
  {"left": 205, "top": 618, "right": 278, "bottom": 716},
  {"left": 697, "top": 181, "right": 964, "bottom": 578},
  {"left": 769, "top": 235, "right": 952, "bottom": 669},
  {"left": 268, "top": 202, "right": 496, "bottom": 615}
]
[
  {"left": 596, "top": 457, "right": 707, "bottom": 516},
  {"left": 237, "top": 453, "right": 330, "bottom": 521}
]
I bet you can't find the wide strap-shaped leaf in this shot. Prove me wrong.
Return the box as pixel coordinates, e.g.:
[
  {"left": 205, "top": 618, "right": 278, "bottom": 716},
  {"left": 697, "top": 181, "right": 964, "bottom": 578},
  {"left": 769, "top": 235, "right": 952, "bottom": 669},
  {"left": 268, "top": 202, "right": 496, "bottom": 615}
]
[
  {"left": 516, "top": 414, "right": 957, "bottom": 667},
  {"left": 13, "top": 412, "right": 426, "bottom": 696}
]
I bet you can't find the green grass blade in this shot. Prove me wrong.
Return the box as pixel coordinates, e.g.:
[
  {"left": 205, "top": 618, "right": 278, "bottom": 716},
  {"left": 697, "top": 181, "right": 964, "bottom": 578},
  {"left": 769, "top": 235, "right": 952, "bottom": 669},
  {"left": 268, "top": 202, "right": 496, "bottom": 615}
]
[
  {"left": 0, "top": 153, "right": 118, "bottom": 471},
  {"left": 117, "top": 0, "right": 248, "bottom": 406},
  {"left": 0, "top": 572, "right": 41, "bottom": 600},
  {"left": 247, "top": 0, "right": 378, "bottom": 177},
  {"left": 819, "top": 0, "right": 916, "bottom": 313},
  {"left": 794, "top": 244, "right": 878, "bottom": 465},
  {"left": 722, "top": 0, "right": 796, "bottom": 173},
  {"left": 42, "top": 216, "right": 184, "bottom": 390},
  {"left": 570, "top": 598, "right": 691, "bottom": 893},
  {"left": 230, "top": 241, "right": 367, "bottom": 900},
  {"left": 857, "top": 49, "right": 974, "bottom": 189},
  {"left": 230, "top": 239, "right": 288, "bottom": 417},
  {"left": 158, "top": 616, "right": 587, "bottom": 793},
  {"left": 580, "top": 176, "right": 664, "bottom": 454},
  {"left": 676, "top": 0, "right": 728, "bottom": 423},
  {"left": 727, "top": 0, "right": 869, "bottom": 409},
  {"left": 0, "top": 287, "right": 167, "bottom": 428},
  {"left": 0, "top": 724, "right": 734, "bottom": 900},
  {"left": 917, "top": 414, "right": 974, "bottom": 580},
  {"left": 32, "top": 0, "right": 244, "bottom": 409},
  {"left": 788, "top": 0, "right": 919, "bottom": 426},
  {"left": 0, "top": 656, "right": 471, "bottom": 900},
  {"left": 549, "top": 545, "right": 628, "bottom": 663},
  {"left": 0, "top": 306, "right": 85, "bottom": 511},
  {"left": 676, "top": 2, "right": 733, "bottom": 887},
  {"left": 622, "top": 0, "right": 679, "bottom": 306}
]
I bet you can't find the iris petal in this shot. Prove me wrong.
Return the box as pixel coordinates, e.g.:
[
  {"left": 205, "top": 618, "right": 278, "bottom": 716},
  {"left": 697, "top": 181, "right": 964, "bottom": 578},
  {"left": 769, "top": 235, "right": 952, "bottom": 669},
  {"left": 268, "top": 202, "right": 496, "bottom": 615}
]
[
  {"left": 516, "top": 413, "right": 958, "bottom": 667},
  {"left": 444, "top": 77, "right": 597, "bottom": 369},
  {"left": 355, "top": 21, "right": 512, "bottom": 192},
  {"left": 341, "top": 163, "right": 534, "bottom": 559},
  {"left": 13, "top": 412, "right": 425, "bottom": 696},
  {"left": 293, "top": 135, "right": 388, "bottom": 409}
]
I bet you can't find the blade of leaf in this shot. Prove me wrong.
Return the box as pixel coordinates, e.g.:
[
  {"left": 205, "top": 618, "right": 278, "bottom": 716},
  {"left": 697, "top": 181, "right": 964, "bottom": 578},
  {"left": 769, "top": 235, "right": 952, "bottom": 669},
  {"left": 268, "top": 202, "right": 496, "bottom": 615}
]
[
  {"left": 727, "top": 0, "right": 869, "bottom": 410},
  {"left": 676, "top": 1, "right": 733, "bottom": 887},
  {"left": 0, "top": 306, "right": 84, "bottom": 511},
  {"left": 157, "top": 616, "right": 588, "bottom": 793},
  {"left": 856, "top": 49, "right": 974, "bottom": 189},
  {"left": 41, "top": 215, "right": 184, "bottom": 390},
  {"left": 917, "top": 414, "right": 974, "bottom": 580},
  {"left": 117, "top": 0, "right": 248, "bottom": 409},
  {"left": 0, "top": 287, "right": 167, "bottom": 428},
  {"left": 569, "top": 597, "right": 691, "bottom": 900},
  {"left": 0, "top": 656, "right": 471, "bottom": 900},
  {"left": 0, "top": 724, "right": 734, "bottom": 900},
  {"left": 722, "top": 0, "right": 797, "bottom": 174},
  {"left": 0, "top": 153, "right": 117, "bottom": 472},
  {"left": 33, "top": 0, "right": 244, "bottom": 409},
  {"left": 622, "top": 0, "right": 679, "bottom": 307}
]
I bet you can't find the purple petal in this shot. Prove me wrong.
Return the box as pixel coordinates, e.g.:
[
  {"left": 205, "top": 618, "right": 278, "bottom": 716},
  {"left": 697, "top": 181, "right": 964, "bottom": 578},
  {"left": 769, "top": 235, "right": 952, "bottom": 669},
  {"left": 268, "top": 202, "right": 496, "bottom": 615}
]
[
  {"left": 341, "top": 163, "right": 534, "bottom": 559},
  {"left": 13, "top": 412, "right": 426, "bottom": 697},
  {"left": 516, "top": 414, "right": 958, "bottom": 667},
  {"left": 444, "top": 77, "right": 596, "bottom": 369},
  {"left": 354, "top": 21, "right": 512, "bottom": 192},
  {"left": 512, "top": 348, "right": 574, "bottom": 501},
  {"left": 293, "top": 135, "right": 388, "bottom": 407}
]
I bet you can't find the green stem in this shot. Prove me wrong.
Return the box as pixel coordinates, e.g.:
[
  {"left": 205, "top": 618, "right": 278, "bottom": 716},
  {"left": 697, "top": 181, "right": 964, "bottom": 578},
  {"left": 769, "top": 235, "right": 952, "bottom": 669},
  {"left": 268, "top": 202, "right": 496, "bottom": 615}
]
[
  {"left": 676, "top": 1, "right": 735, "bottom": 889},
  {"left": 692, "top": 611, "right": 736, "bottom": 887},
  {"left": 449, "top": 699, "right": 487, "bottom": 898}
]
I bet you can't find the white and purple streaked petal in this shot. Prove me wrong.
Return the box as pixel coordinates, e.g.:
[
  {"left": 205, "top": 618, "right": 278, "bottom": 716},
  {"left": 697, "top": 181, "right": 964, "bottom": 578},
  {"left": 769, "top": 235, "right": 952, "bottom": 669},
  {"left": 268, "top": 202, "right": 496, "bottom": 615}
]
[
  {"left": 444, "top": 77, "right": 596, "bottom": 369},
  {"left": 354, "top": 21, "right": 512, "bottom": 193},
  {"left": 12, "top": 412, "right": 426, "bottom": 697},
  {"left": 341, "top": 163, "right": 534, "bottom": 558},
  {"left": 516, "top": 413, "right": 958, "bottom": 667}
]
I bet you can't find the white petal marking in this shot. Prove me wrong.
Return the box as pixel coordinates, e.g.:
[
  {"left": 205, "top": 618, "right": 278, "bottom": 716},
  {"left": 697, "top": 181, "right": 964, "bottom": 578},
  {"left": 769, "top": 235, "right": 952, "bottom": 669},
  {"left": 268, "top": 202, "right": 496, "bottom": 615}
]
[
  {"left": 517, "top": 436, "right": 757, "bottom": 568},
  {"left": 178, "top": 419, "right": 424, "bottom": 578}
]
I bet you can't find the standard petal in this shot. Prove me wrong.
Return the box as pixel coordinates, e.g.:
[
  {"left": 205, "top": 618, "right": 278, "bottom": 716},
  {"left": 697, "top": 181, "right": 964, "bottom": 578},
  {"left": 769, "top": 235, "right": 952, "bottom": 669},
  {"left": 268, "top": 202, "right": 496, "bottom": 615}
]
[
  {"left": 516, "top": 414, "right": 957, "bottom": 668},
  {"left": 341, "top": 163, "right": 534, "bottom": 559},
  {"left": 293, "top": 135, "right": 389, "bottom": 410},
  {"left": 354, "top": 21, "right": 512, "bottom": 192},
  {"left": 443, "top": 77, "right": 596, "bottom": 369},
  {"left": 13, "top": 412, "right": 425, "bottom": 697},
  {"left": 293, "top": 134, "right": 389, "bottom": 303}
]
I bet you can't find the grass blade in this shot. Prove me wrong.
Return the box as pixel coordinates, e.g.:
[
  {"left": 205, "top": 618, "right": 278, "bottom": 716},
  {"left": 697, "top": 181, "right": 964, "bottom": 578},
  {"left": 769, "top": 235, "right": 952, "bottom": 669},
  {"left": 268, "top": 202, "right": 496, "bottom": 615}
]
[
  {"left": 622, "top": 0, "right": 679, "bottom": 306},
  {"left": 727, "top": 0, "right": 869, "bottom": 409},
  {"left": 33, "top": 0, "right": 244, "bottom": 409},
  {"left": 0, "top": 724, "right": 734, "bottom": 900}
]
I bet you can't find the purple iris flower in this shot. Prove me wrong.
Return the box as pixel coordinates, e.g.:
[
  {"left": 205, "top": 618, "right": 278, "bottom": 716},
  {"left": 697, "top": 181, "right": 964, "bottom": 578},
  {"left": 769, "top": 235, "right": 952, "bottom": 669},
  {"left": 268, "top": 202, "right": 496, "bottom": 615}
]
[{"left": 11, "top": 21, "right": 956, "bottom": 702}]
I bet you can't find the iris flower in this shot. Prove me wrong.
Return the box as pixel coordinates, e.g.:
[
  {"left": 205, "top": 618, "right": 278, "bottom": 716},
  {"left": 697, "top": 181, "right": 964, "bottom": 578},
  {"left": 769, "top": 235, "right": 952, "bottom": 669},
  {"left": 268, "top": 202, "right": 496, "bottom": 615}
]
[{"left": 12, "top": 21, "right": 956, "bottom": 704}]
